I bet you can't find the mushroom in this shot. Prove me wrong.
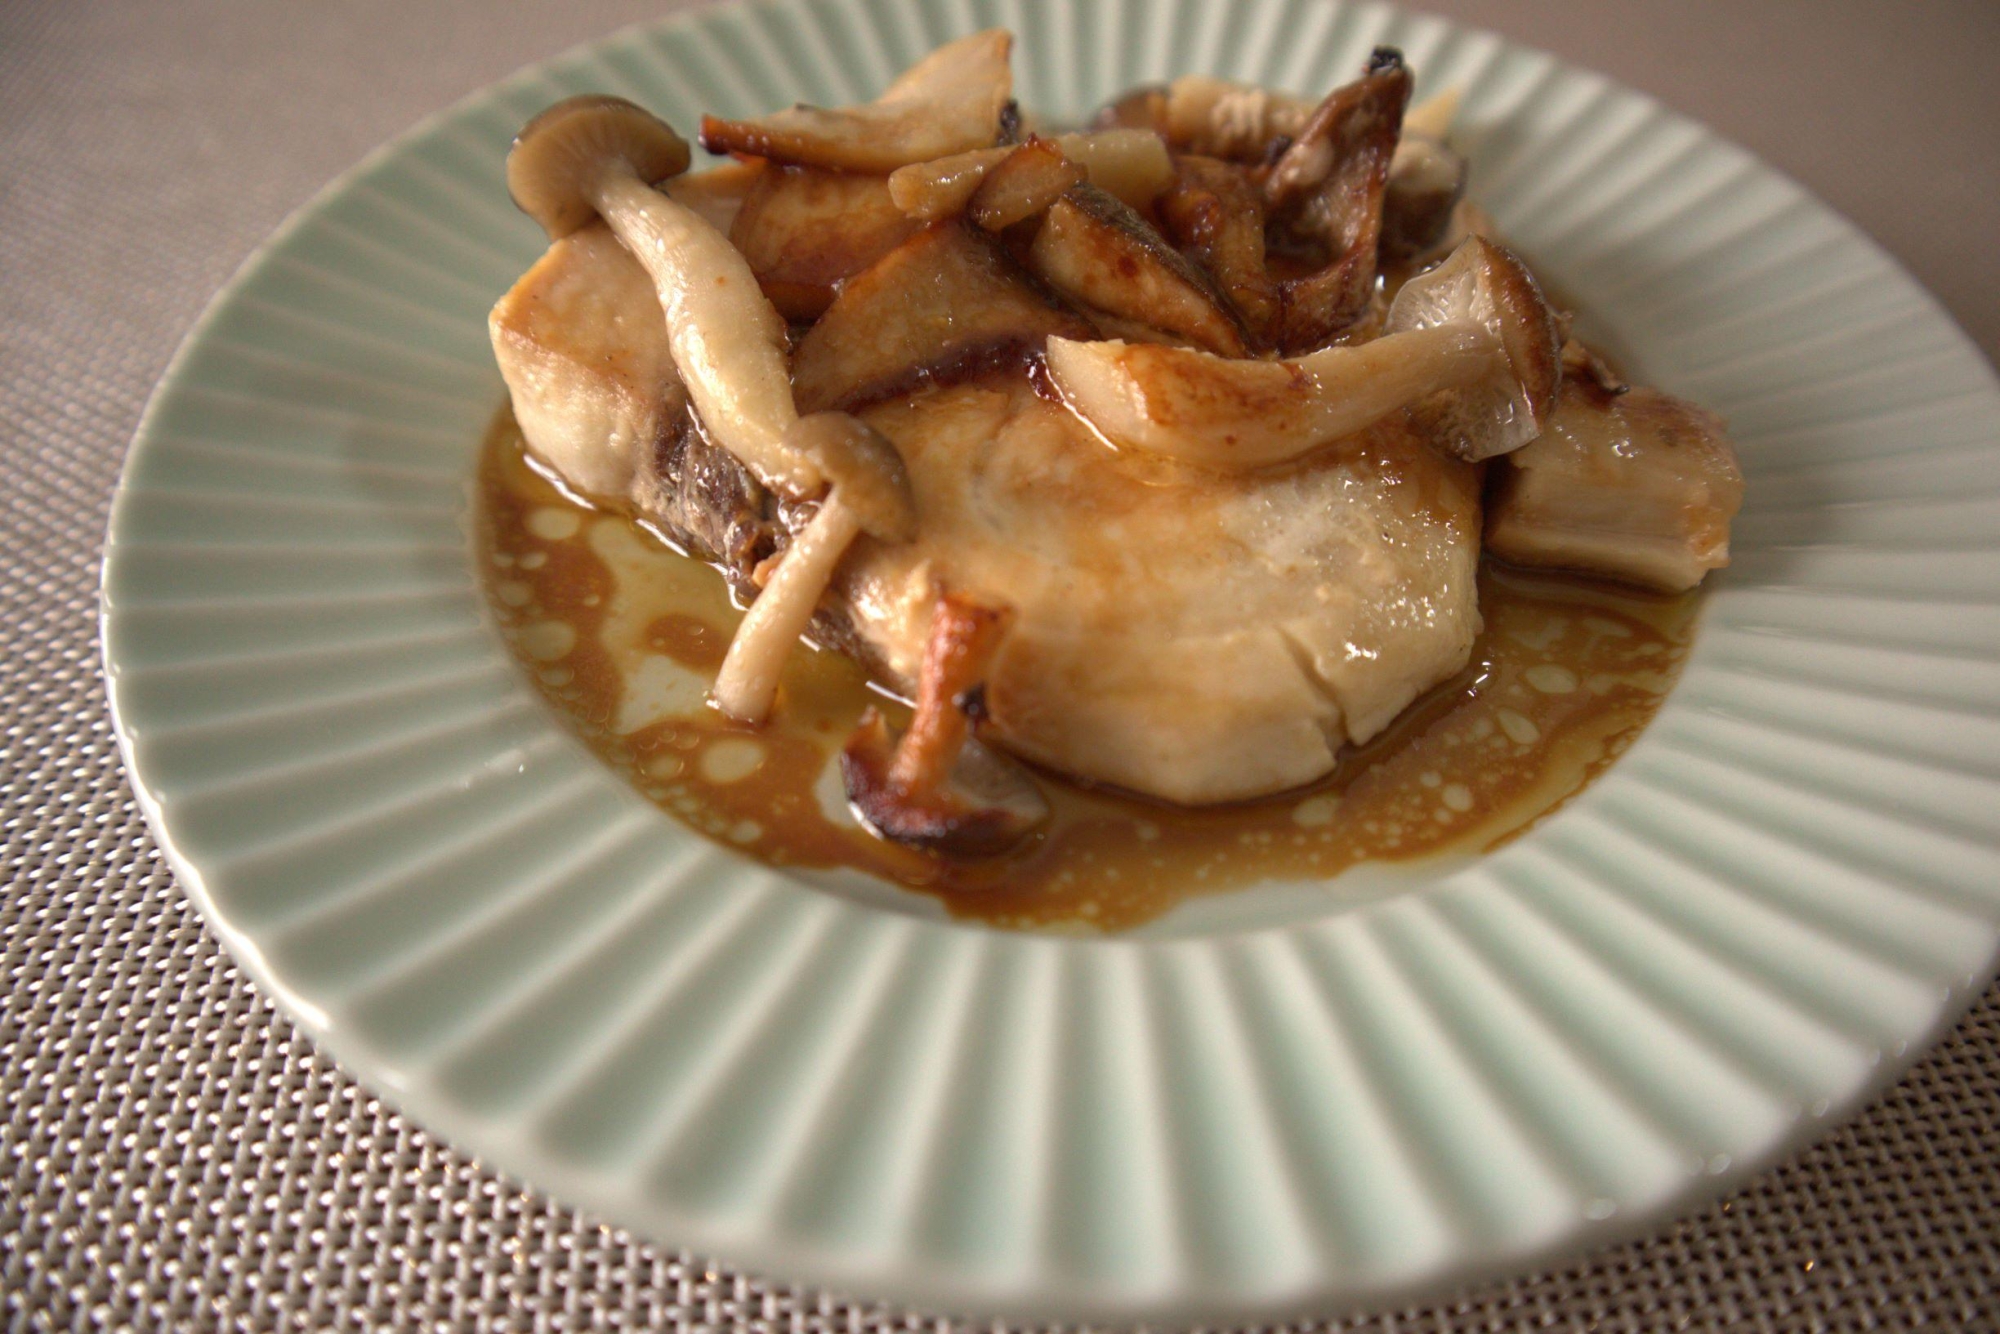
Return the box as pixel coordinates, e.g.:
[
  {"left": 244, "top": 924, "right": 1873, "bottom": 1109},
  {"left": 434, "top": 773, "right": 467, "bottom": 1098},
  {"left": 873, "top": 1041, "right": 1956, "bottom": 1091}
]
[
  {"left": 1160, "top": 75, "right": 1316, "bottom": 160},
  {"left": 712, "top": 413, "right": 917, "bottom": 721},
  {"left": 966, "top": 137, "right": 1086, "bottom": 232},
  {"left": 1385, "top": 234, "right": 1563, "bottom": 460},
  {"left": 885, "top": 129, "right": 1175, "bottom": 221},
  {"left": 1027, "top": 184, "right": 1250, "bottom": 357},
  {"left": 790, "top": 222, "right": 1091, "bottom": 416},
  {"left": 1045, "top": 235, "right": 1561, "bottom": 470},
  {"left": 510, "top": 98, "right": 923, "bottom": 724},
  {"left": 1157, "top": 154, "right": 1280, "bottom": 344},
  {"left": 507, "top": 95, "right": 820, "bottom": 498},
  {"left": 699, "top": 30, "right": 1015, "bottom": 172},
  {"left": 1149, "top": 75, "right": 1460, "bottom": 165},
  {"left": 840, "top": 592, "right": 1049, "bottom": 856},
  {"left": 1380, "top": 132, "right": 1468, "bottom": 264},
  {"left": 1265, "top": 48, "right": 1411, "bottom": 351},
  {"left": 1091, "top": 83, "right": 1170, "bottom": 135},
  {"left": 1384, "top": 87, "right": 1477, "bottom": 266}
]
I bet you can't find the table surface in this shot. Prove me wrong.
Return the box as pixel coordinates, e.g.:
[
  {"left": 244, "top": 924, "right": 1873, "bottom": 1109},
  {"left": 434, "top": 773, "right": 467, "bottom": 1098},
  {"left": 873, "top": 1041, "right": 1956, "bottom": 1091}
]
[{"left": 4, "top": 1, "right": 1997, "bottom": 1329}]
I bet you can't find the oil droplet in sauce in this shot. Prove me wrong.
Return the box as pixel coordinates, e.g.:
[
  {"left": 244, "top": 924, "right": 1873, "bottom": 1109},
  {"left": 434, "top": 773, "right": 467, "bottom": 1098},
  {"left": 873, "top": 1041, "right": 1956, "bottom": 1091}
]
[{"left": 478, "top": 410, "right": 1700, "bottom": 932}]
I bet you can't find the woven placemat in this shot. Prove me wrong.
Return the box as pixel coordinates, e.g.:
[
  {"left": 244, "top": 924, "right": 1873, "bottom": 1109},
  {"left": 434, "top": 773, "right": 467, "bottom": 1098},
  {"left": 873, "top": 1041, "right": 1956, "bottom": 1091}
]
[{"left": 4, "top": 2, "right": 1996, "bottom": 1328}]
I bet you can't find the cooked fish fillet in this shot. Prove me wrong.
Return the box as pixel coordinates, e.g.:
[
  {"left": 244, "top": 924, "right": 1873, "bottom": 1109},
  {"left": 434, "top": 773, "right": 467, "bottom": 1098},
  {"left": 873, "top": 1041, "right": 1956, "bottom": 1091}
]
[
  {"left": 488, "top": 224, "right": 685, "bottom": 501},
  {"left": 841, "top": 379, "right": 1482, "bottom": 803},
  {"left": 1486, "top": 384, "right": 1743, "bottom": 593},
  {"left": 492, "top": 226, "right": 1483, "bottom": 804}
]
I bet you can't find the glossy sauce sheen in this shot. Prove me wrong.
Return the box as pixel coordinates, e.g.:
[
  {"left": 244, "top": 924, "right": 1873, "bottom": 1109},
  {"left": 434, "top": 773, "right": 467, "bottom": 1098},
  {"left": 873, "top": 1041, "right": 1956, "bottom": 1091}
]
[{"left": 479, "top": 411, "right": 1698, "bottom": 931}]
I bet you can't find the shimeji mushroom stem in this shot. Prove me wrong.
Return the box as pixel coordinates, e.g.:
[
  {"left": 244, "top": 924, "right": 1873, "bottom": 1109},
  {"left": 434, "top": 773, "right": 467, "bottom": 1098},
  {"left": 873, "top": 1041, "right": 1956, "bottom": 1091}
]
[
  {"left": 712, "top": 497, "right": 865, "bottom": 722},
  {"left": 588, "top": 169, "right": 817, "bottom": 497},
  {"left": 1046, "top": 319, "right": 1497, "bottom": 470},
  {"left": 1291, "top": 322, "right": 1501, "bottom": 430},
  {"left": 507, "top": 97, "right": 920, "bottom": 728},
  {"left": 1047, "top": 235, "right": 1558, "bottom": 470}
]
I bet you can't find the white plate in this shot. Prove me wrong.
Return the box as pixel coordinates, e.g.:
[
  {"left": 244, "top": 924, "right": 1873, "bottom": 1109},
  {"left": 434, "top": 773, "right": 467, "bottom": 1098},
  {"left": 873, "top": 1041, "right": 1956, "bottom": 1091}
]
[{"left": 101, "top": 0, "right": 2000, "bottom": 1323}]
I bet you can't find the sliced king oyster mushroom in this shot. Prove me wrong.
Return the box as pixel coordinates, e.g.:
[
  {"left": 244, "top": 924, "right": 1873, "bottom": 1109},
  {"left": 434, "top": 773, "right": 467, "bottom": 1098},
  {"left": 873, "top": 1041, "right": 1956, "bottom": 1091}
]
[
  {"left": 1265, "top": 48, "right": 1412, "bottom": 352},
  {"left": 965, "top": 137, "right": 1087, "bottom": 232},
  {"left": 699, "top": 30, "right": 1016, "bottom": 172},
  {"left": 790, "top": 222, "right": 1092, "bottom": 416},
  {"left": 1027, "top": 183, "right": 1250, "bottom": 357},
  {"left": 728, "top": 165, "right": 920, "bottom": 319},
  {"left": 1157, "top": 153, "right": 1281, "bottom": 345},
  {"left": 888, "top": 129, "right": 1173, "bottom": 221}
]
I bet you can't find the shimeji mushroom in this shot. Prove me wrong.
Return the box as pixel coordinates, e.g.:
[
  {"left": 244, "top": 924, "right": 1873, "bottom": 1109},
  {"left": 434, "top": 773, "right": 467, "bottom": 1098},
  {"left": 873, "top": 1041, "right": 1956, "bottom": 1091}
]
[
  {"left": 507, "top": 95, "right": 821, "bottom": 498},
  {"left": 840, "top": 592, "right": 1049, "bottom": 856},
  {"left": 1045, "top": 236, "right": 1561, "bottom": 470},
  {"left": 711, "top": 413, "right": 916, "bottom": 721},
  {"left": 508, "top": 98, "right": 916, "bottom": 723}
]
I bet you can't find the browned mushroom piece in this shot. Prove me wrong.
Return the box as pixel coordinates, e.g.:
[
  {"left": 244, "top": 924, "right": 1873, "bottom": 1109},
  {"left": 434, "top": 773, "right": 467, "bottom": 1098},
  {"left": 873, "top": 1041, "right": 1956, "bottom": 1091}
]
[
  {"left": 1157, "top": 154, "right": 1280, "bottom": 345},
  {"left": 1265, "top": 48, "right": 1412, "bottom": 352},
  {"left": 1383, "top": 234, "right": 1562, "bottom": 460},
  {"left": 841, "top": 593, "right": 1049, "bottom": 856},
  {"left": 1027, "top": 183, "right": 1250, "bottom": 356},
  {"left": 1046, "top": 235, "right": 1561, "bottom": 470},
  {"left": 1158, "top": 75, "right": 1316, "bottom": 159},
  {"left": 966, "top": 137, "right": 1086, "bottom": 232},
  {"left": 887, "top": 129, "right": 1174, "bottom": 221},
  {"left": 728, "top": 167, "right": 921, "bottom": 319},
  {"left": 791, "top": 222, "right": 1091, "bottom": 415},
  {"left": 1092, "top": 83, "right": 1171, "bottom": 135},
  {"left": 1380, "top": 132, "right": 1468, "bottom": 265},
  {"left": 699, "top": 30, "right": 1015, "bottom": 172},
  {"left": 711, "top": 413, "right": 916, "bottom": 721},
  {"left": 1486, "top": 384, "right": 1744, "bottom": 593}
]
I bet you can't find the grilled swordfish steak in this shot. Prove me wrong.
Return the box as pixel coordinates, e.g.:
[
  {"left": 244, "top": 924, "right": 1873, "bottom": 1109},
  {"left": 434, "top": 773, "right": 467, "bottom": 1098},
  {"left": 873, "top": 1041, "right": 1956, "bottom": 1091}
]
[{"left": 491, "top": 214, "right": 1482, "bottom": 806}]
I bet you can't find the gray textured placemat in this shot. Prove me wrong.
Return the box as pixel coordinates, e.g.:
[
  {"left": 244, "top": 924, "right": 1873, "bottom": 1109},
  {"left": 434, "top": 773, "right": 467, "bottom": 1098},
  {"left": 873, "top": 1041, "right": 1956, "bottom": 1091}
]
[{"left": 4, "top": 2, "right": 1997, "bottom": 1328}]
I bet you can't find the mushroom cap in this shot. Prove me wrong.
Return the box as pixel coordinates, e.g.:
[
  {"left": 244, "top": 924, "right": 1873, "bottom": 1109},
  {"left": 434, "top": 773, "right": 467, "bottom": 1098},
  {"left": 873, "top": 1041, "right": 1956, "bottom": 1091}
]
[
  {"left": 784, "top": 412, "right": 917, "bottom": 542},
  {"left": 1384, "top": 235, "right": 1561, "bottom": 460},
  {"left": 508, "top": 95, "right": 692, "bottom": 239}
]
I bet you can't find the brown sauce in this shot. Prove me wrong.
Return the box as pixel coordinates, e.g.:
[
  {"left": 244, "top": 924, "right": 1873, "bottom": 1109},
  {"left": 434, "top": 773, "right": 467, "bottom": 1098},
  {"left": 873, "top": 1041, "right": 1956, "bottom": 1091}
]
[{"left": 478, "top": 410, "right": 1698, "bottom": 932}]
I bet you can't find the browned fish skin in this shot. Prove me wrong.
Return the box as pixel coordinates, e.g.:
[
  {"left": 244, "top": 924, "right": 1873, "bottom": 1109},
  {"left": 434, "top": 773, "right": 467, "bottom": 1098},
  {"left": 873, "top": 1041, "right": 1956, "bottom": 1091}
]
[{"left": 628, "top": 404, "right": 778, "bottom": 595}]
